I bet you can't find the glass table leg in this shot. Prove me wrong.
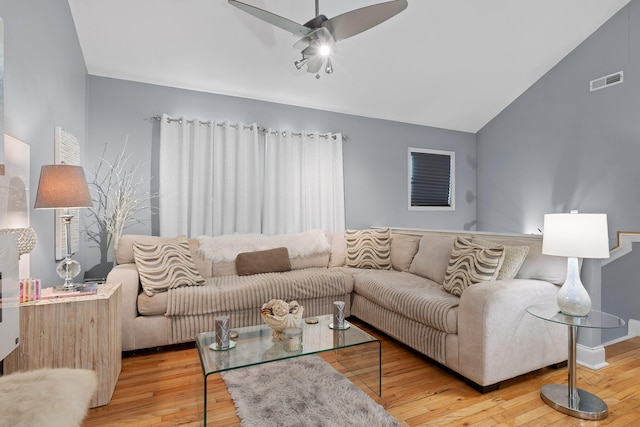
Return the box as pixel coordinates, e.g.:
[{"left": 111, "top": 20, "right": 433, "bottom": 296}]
[{"left": 336, "top": 340, "right": 382, "bottom": 396}]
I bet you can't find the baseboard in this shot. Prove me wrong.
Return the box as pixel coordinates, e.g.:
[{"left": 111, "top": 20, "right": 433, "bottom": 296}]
[
  {"left": 576, "top": 318, "right": 640, "bottom": 369},
  {"left": 599, "top": 318, "right": 640, "bottom": 346},
  {"left": 576, "top": 344, "right": 608, "bottom": 370}
]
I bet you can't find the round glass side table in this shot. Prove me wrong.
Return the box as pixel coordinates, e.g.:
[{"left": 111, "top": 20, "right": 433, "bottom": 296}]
[{"left": 526, "top": 304, "right": 625, "bottom": 420}]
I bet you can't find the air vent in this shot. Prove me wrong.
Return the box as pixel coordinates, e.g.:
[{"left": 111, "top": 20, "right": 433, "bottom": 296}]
[{"left": 590, "top": 71, "right": 623, "bottom": 92}]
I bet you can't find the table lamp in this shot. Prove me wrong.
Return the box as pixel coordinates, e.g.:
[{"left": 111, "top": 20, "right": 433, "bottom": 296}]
[
  {"left": 542, "top": 210, "right": 610, "bottom": 316},
  {"left": 34, "top": 165, "right": 93, "bottom": 291}
]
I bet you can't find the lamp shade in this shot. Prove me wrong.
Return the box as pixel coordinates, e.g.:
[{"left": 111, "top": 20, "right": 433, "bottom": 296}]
[
  {"left": 542, "top": 212, "right": 609, "bottom": 259},
  {"left": 34, "top": 165, "right": 93, "bottom": 209}
]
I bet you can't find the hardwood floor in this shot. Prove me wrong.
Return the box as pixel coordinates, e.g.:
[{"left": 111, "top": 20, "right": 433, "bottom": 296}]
[{"left": 84, "top": 319, "right": 640, "bottom": 426}]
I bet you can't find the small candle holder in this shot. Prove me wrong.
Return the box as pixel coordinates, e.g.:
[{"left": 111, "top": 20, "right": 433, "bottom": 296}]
[
  {"left": 283, "top": 327, "right": 303, "bottom": 352},
  {"left": 330, "top": 301, "right": 349, "bottom": 329},
  {"left": 214, "top": 315, "right": 230, "bottom": 349}
]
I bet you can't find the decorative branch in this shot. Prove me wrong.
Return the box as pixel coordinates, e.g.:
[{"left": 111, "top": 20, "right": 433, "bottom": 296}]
[{"left": 86, "top": 141, "right": 153, "bottom": 264}]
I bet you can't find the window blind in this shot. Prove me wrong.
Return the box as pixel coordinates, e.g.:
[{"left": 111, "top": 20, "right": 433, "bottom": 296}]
[{"left": 410, "top": 151, "right": 452, "bottom": 207}]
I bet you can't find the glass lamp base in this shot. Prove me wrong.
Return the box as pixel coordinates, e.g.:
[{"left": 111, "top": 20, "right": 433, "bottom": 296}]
[{"left": 56, "top": 257, "right": 82, "bottom": 291}]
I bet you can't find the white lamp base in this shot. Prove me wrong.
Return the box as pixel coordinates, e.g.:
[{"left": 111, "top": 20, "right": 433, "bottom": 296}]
[{"left": 557, "top": 257, "right": 591, "bottom": 317}]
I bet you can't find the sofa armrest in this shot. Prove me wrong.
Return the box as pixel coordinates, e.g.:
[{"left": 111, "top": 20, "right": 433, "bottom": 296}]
[
  {"left": 106, "top": 263, "right": 141, "bottom": 352},
  {"left": 457, "top": 279, "right": 568, "bottom": 387}
]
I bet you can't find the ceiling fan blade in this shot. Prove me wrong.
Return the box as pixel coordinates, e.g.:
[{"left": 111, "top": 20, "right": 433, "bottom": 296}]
[
  {"left": 323, "top": 0, "right": 408, "bottom": 42},
  {"left": 293, "top": 27, "right": 333, "bottom": 50},
  {"left": 228, "top": 0, "right": 311, "bottom": 37}
]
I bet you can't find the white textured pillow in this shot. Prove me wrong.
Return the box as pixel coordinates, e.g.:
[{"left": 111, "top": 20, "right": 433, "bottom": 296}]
[
  {"left": 133, "top": 238, "right": 205, "bottom": 296},
  {"left": 473, "top": 237, "right": 530, "bottom": 280}
]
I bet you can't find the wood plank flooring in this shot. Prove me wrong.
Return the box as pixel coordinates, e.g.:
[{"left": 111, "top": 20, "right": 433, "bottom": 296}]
[{"left": 84, "top": 319, "right": 640, "bottom": 426}]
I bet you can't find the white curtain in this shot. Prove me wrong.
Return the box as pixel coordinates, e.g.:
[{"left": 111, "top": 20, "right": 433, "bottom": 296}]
[
  {"left": 159, "top": 114, "right": 262, "bottom": 237},
  {"left": 262, "top": 130, "right": 345, "bottom": 234}
]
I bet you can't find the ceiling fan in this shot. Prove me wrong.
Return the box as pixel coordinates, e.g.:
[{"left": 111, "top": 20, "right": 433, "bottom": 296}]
[{"left": 228, "top": 0, "right": 408, "bottom": 77}]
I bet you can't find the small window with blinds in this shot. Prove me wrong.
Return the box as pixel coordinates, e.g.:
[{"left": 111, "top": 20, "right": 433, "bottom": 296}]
[{"left": 408, "top": 148, "right": 455, "bottom": 210}]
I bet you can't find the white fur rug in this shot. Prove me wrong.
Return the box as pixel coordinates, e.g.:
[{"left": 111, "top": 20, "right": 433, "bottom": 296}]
[
  {"left": 221, "top": 355, "right": 400, "bottom": 427},
  {"left": 197, "top": 229, "right": 331, "bottom": 262},
  {"left": 0, "top": 368, "right": 97, "bottom": 427}
]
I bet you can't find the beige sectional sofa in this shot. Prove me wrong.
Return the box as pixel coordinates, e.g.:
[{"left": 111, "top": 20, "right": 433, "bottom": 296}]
[{"left": 106, "top": 228, "right": 568, "bottom": 390}]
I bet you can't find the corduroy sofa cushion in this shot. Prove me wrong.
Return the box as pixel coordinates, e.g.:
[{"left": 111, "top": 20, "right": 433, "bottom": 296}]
[{"left": 351, "top": 269, "right": 459, "bottom": 334}]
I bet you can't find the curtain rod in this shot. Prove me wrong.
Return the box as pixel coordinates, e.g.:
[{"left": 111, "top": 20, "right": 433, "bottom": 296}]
[{"left": 148, "top": 115, "right": 348, "bottom": 141}]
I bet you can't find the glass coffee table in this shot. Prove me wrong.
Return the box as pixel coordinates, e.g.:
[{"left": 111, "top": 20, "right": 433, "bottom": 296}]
[{"left": 195, "top": 314, "right": 381, "bottom": 425}]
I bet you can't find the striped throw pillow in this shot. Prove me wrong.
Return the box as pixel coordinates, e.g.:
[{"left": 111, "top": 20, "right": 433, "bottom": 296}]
[
  {"left": 443, "top": 237, "right": 505, "bottom": 297},
  {"left": 133, "top": 238, "right": 205, "bottom": 296},
  {"left": 344, "top": 228, "right": 392, "bottom": 270}
]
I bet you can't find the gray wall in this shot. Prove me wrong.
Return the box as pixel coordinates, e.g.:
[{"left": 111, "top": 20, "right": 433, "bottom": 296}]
[
  {"left": 0, "top": 0, "right": 87, "bottom": 287},
  {"left": 83, "top": 76, "right": 476, "bottom": 271},
  {"left": 477, "top": 1, "right": 640, "bottom": 341}
]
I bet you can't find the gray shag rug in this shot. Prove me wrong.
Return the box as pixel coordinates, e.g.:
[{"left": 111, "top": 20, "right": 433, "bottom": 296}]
[{"left": 221, "top": 355, "right": 400, "bottom": 427}]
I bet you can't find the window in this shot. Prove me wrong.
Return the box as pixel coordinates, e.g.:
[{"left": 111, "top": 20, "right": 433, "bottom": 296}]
[{"left": 408, "top": 148, "right": 455, "bottom": 210}]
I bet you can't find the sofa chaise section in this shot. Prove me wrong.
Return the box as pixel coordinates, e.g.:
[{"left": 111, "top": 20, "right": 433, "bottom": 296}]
[{"left": 344, "top": 230, "right": 569, "bottom": 390}]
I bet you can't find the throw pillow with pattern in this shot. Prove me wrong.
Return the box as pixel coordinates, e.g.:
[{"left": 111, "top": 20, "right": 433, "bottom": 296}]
[
  {"left": 443, "top": 237, "right": 505, "bottom": 297},
  {"left": 473, "top": 237, "right": 530, "bottom": 280},
  {"left": 133, "top": 238, "right": 205, "bottom": 296},
  {"left": 344, "top": 228, "right": 392, "bottom": 270}
]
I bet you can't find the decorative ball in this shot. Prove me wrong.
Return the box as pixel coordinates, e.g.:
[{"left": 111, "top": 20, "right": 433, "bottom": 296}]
[{"left": 261, "top": 299, "right": 304, "bottom": 339}]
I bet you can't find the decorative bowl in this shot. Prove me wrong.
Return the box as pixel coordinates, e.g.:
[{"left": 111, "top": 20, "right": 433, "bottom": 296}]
[{"left": 261, "top": 299, "right": 304, "bottom": 339}]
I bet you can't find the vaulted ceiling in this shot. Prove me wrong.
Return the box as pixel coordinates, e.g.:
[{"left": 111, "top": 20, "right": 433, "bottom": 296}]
[{"left": 68, "top": 0, "right": 629, "bottom": 133}]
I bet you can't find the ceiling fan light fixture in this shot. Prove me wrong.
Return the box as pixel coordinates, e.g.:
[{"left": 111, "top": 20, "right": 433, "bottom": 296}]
[
  {"left": 319, "top": 44, "right": 332, "bottom": 57},
  {"left": 294, "top": 56, "right": 309, "bottom": 70},
  {"left": 325, "top": 57, "right": 333, "bottom": 74},
  {"left": 229, "top": 0, "right": 408, "bottom": 77}
]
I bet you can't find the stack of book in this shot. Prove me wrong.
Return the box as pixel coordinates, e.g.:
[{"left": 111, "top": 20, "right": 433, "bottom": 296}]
[
  {"left": 19, "top": 281, "right": 98, "bottom": 303},
  {"left": 19, "top": 278, "right": 41, "bottom": 302}
]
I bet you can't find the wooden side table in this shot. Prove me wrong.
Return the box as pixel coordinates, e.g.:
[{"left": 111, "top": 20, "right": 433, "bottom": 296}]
[{"left": 3, "top": 283, "right": 122, "bottom": 408}]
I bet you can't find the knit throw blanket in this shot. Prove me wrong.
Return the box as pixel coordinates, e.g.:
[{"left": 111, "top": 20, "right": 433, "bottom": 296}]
[{"left": 196, "top": 229, "right": 331, "bottom": 262}]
